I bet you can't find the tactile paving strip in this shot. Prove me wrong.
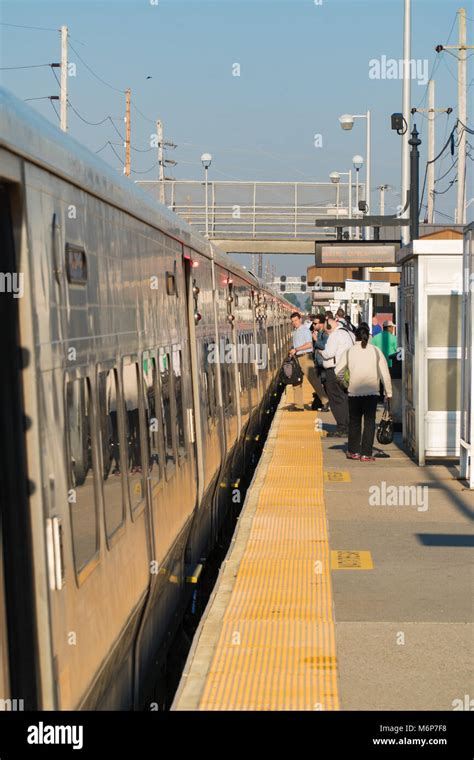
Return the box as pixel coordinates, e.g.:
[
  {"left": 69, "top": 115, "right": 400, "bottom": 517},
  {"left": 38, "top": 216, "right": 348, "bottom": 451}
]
[{"left": 198, "top": 387, "right": 340, "bottom": 710}]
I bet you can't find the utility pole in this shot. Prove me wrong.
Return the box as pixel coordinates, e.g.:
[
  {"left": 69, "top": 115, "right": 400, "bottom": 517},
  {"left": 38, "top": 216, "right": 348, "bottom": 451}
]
[
  {"left": 412, "top": 80, "right": 452, "bottom": 223},
  {"left": 124, "top": 88, "right": 131, "bottom": 176},
  {"left": 378, "top": 184, "right": 389, "bottom": 215},
  {"left": 401, "top": 0, "right": 411, "bottom": 243},
  {"left": 257, "top": 254, "right": 263, "bottom": 280},
  {"left": 157, "top": 119, "right": 165, "bottom": 203},
  {"left": 458, "top": 7, "right": 467, "bottom": 225},
  {"left": 60, "top": 25, "right": 68, "bottom": 131},
  {"left": 435, "top": 8, "right": 473, "bottom": 225}
]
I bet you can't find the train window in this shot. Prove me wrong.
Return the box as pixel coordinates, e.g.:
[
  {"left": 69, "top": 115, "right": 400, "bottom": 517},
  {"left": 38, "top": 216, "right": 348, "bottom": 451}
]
[
  {"left": 222, "top": 338, "right": 234, "bottom": 416},
  {"left": 143, "top": 352, "right": 162, "bottom": 486},
  {"left": 98, "top": 369, "right": 125, "bottom": 539},
  {"left": 159, "top": 348, "right": 175, "bottom": 474},
  {"left": 172, "top": 347, "right": 187, "bottom": 459},
  {"left": 65, "top": 377, "right": 98, "bottom": 572},
  {"left": 123, "top": 362, "right": 144, "bottom": 511},
  {"left": 203, "top": 340, "right": 217, "bottom": 426}
]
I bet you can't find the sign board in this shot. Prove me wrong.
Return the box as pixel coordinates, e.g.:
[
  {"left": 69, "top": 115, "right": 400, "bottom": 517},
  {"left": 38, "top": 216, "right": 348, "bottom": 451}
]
[
  {"left": 344, "top": 279, "right": 391, "bottom": 296},
  {"left": 316, "top": 243, "right": 397, "bottom": 267}
]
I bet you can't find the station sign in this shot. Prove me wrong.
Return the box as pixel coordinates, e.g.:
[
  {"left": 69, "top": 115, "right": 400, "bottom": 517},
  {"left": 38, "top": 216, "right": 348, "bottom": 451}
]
[
  {"left": 343, "top": 279, "right": 391, "bottom": 296},
  {"left": 316, "top": 243, "right": 397, "bottom": 267}
]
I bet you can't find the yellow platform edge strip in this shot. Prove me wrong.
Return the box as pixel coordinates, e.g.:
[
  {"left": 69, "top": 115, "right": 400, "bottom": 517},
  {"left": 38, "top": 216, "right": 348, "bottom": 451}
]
[{"left": 198, "top": 384, "right": 340, "bottom": 711}]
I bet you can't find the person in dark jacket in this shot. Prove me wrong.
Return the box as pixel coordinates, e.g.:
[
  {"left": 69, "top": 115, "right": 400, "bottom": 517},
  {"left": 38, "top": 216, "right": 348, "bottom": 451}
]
[{"left": 311, "top": 314, "right": 330, "bottom": 411}]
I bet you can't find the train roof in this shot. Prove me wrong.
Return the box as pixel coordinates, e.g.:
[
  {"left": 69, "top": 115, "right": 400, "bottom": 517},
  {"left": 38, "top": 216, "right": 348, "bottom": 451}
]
[{"left": 0, "top": 86, "right": 266, "bottom": 289}]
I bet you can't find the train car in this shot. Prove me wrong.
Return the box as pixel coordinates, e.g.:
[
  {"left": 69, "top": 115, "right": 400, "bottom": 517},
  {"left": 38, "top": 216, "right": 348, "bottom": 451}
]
[{"left": 0, "top": 86, "right": 293, "bottom": 710}]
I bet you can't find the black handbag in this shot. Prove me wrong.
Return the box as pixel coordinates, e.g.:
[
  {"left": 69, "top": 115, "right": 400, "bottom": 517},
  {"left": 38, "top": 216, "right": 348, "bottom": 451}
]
[
  {"left": 279, "top": 355, "right": 304, "bottom": 386},
  {"left": 376, "top": 400, "right": 394, "bottom": 445}
]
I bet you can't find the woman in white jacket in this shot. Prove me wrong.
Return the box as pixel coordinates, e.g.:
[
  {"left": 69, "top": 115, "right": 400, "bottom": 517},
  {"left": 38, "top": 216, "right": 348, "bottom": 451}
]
[{"left": 335, "top": 323, "right": 392, "bottom": 462}]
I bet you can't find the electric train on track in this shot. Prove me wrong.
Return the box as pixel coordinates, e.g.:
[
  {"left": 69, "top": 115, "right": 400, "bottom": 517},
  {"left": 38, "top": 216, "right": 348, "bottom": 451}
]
[{"left": 0, "top": 87, "right": 293, "bottom": 710}]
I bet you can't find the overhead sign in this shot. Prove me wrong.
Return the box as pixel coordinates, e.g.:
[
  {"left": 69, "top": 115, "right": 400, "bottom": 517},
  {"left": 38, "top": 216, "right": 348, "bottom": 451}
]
[
  {"left": 316, "top": 243, "right": 397, "bottom": 267},
  {"left": 270, "top": 276, "right": 307, "bottom": 293},
  {"left": 344, "top": 279, "right": 391, "bottom": 296}
]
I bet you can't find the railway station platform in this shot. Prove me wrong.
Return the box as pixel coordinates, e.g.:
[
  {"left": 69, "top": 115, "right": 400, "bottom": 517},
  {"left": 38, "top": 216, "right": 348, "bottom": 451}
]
[{"left": 172, "top": 381, "right": 474, "bottom": 711}]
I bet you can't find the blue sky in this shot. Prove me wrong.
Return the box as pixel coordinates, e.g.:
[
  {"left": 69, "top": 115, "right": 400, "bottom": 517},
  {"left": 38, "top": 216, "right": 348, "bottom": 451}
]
[{"left": 1, "top": 0, "right": 472, "bottom": 275}]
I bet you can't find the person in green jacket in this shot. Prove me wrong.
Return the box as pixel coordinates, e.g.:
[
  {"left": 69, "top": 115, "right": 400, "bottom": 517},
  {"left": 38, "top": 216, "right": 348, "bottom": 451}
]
[{"left": 371, "top": 320, "right": 397, "bottom": 368}]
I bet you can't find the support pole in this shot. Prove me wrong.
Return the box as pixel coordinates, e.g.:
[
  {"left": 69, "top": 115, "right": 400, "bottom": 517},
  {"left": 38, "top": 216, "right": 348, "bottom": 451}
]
[
  {"left": 60, "top": 25, "right": 68, "bottom": 132},
  {"left": 427, "top": 80, "right": 435, "bottom": 223},
  {"left": 125, "top": 88, "right": 131, "bottom": 176},
  {"left": 157, "top": 119, "right": 165, "bottom": 204},
  {"left": 401, "top": 0, "right": 411, "bottom": 243},
  {"left": 457, "top": 7, "right": 467, "bottom": 225}
]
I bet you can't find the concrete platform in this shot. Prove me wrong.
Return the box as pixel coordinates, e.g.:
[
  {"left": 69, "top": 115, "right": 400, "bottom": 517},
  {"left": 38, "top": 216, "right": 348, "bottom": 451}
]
[{"left": 172, "top": 382, "right": 474, "bottom": 710}]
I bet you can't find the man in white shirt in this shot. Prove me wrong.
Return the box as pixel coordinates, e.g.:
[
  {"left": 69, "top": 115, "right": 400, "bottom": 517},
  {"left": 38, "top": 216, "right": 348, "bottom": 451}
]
[
  {"left": 289, "top": 311, "right": 325, "bottom": 411},
  {"left": 317, "top": 317, "right": 354, "bottom": 436}
]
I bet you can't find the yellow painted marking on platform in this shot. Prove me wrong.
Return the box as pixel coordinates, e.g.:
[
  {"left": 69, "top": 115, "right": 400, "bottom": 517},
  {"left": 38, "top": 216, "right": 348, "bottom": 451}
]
[
  {"left": 331, "top": 550, "right": 374, "bottom": 570},
  {"left": 324, "top": 470, "right": 351, "bottom": 483},
  {"left": 198, "top": 381, "right": 339, "bottom": 711}
]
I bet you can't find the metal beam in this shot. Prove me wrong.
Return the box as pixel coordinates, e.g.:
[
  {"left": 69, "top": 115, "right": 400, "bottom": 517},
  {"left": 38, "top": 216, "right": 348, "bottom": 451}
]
[{"left": 315, "top": 217, "right": 410, "bottom": 227}]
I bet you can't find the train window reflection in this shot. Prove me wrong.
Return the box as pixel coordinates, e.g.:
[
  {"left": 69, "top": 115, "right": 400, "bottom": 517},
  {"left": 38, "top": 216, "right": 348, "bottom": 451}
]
[
  {"left": 143, "top": 352, "right": 161, "bottom": 485},
  {"left": 159, "top": 348, "right": 175, "bottom": 474},
  {"left": 66, "top": 378, "right": 98, "bottom": 572},
  {"left": 98, "top": 369, "right": 124, "bottom": 538},
  {"left": 172, "top": 347, "right": 186, "bottom": 459},
  {"left": 123, "top": 363, "right": 144, "bottom": 510}
]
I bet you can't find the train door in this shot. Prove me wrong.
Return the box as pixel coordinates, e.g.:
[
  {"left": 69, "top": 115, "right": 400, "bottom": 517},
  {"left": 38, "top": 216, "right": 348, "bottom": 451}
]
[
  {"left": 181, "top": 252, "right": 203, "bottom": 503},
  {"left": 0, "top": 179, "right": 44, "bottom": 709}
]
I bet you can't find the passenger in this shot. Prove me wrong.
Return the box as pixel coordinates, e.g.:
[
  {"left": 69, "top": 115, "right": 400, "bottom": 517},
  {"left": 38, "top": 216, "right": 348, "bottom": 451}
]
[
  {"left": 288, "top": 311, "right": 324, "bottom": 411},
  {"left": 311, "top": 314, "right": 330, "bottom": 411},
  {"left": 336, "top": 307, "right": 356, "bottom": 334},
  {"left": 324, "top": 310, "right": 334, "bottom": 320},
  {"left": 371, "top": 319, "right": 397, "bottom": 368},
  {"left": 317, "top": 317, "right": 355, "bottom": 436},
  {"left": 335, "top": 323, "right": 392, "bottom": 461},
  {"left": 371, "top": 315, "right": 382, "bottom": 337}
]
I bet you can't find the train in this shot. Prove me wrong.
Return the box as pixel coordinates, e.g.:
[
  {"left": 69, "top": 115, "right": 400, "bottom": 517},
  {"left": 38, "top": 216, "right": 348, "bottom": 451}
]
[{"left": 0, "top": 86, "right": 293, "bottom": 710}]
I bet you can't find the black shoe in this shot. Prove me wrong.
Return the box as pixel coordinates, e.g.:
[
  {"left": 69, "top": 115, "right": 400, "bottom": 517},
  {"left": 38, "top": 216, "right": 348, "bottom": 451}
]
[
  {"left": 326, "top": 428, "right": 347, "bottom": 438},
  {"left": 318, "top": 403, "right": 330, "bottom": 412}
]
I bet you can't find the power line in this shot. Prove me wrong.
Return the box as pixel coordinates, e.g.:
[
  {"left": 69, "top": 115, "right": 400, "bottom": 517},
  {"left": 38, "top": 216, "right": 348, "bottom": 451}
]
[
  {"left": 130, "top": 100, "right": 155, "bottom": 125},
  {"left": 24, "top": 95, "right": 55, "bottom": 102},
  {"left": 414, "top": 11, "right": 458, "bottom": 110},
  {"left": 435, "top": 157, "right": 458, "bottom": 183},
  {"left": 131, "top": 162, "right": 159, "bottom": 175},
  {"left": 433, "top": 178, "right": 457, "bottom": 196},
  {"left": 68, "top": 40, "right": 124, "bottom": 94},
  {"left": 95, "top": 140, "right": 122, "bottom": 155},
  {"left": 0, "top": 63, "right": 55, "bottom": 70},
  {"left": 0, "top": 21, "right": 59, "bottom": 32},
  {"left": 131, "top": 144, "right": 154, "bottom": 153},
  {"left": 107, "top": 143, "right": 124, "bottom": 165},
  {"left": 50, "top": 98, "right": 60, "bottom": 121},
  {"left": 67, "top": 100, "right": 114, "bottom": 127},
  {"left": 420, "top": 118, "right": 459, "bottom": 212}
]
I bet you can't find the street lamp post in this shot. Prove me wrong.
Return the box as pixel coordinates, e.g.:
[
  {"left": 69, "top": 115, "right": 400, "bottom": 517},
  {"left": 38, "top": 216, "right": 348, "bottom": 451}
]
[
  {"left": 352, "top": 155, "right": 364, "bottom": 240},
  {"left": 201, "top": 152, "right": 212, "bottom": 238},
  {"left": 329, "top": 170, "right": 353, "bottom": 239},
  {"left": 339, "top": 110, "right": 371, "bottom": 238}
]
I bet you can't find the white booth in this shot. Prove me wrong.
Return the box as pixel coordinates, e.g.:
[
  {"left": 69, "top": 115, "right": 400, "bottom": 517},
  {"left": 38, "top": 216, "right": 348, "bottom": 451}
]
[
  {"left": 398, "top": 237, "right": 464, "bottom": 465},
  {"left": 460, "top": 223, "right": 474, "bottom": 487}
]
